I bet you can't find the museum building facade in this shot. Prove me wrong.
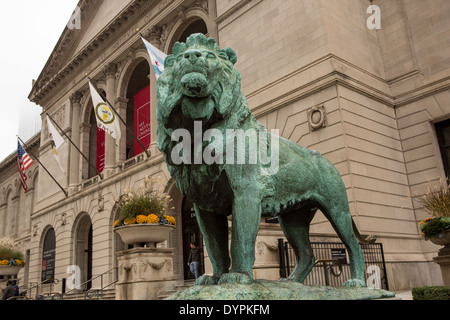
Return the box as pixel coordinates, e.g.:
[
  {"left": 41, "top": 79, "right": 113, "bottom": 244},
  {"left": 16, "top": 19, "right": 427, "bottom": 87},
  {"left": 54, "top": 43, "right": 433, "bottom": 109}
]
[{"left": 0, "top": 0, "right": 449, "bottom": 296}]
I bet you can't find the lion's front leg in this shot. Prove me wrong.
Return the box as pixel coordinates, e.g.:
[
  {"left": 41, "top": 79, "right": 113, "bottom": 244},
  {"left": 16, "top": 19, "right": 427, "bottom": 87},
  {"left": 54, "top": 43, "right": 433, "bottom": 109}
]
[
  {"left": 218, "top": 194, "right": 261, "bottom": 285},
  {"left": 194, "top": 205, "right": 230, "bottom": 285}
]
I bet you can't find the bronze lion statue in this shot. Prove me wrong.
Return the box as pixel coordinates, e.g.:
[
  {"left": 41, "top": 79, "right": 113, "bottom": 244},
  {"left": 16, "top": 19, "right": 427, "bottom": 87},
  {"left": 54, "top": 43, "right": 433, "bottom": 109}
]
[{"left": 157, "top": 33, "right": 369, "bottom": 287}]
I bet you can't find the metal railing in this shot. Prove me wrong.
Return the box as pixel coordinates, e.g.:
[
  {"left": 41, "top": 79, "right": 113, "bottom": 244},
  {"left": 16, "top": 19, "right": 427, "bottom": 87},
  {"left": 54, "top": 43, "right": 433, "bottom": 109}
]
[
  {"left": 278, "top": 240, "right": 389, "bottom": 290},
  {"left": 10, "top": 278, "right": 61, "bottom": 300},
  {"left": 63, "top": 266, "right": 118, "bottom": 300}
]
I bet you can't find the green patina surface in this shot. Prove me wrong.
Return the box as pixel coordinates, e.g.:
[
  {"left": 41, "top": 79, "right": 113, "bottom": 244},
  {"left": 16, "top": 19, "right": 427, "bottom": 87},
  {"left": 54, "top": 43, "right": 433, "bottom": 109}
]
[
  {"left": 166, "top": 280, "right": 395, "bottom": 300},
  {"left": 156, "top": 33, "right": 383, "bottom": 297}
]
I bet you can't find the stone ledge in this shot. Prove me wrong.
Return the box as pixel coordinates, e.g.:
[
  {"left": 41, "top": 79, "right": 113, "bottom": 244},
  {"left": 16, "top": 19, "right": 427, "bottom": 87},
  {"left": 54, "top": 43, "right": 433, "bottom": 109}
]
[{"left": 165, "top": 279, "right": 396, "bottom": 300}]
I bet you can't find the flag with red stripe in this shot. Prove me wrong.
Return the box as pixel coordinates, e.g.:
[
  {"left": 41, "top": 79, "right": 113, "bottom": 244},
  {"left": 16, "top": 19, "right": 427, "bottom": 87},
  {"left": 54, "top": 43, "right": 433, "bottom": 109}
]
[{"left": 18, "top": 141, "right": 33, "bottom": 193}]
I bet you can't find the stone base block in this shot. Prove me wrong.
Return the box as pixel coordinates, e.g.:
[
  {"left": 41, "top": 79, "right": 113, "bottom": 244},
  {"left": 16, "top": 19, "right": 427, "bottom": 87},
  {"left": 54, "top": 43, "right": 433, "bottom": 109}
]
[
  {"left": 116, "top": 247, "right": 176, "bottom": 300},
  {"left": 433, "top": 254, "right": 450, "bottom": 286},
  {"left": 166, "top": 279, "right": 396, "bottom": 300}
]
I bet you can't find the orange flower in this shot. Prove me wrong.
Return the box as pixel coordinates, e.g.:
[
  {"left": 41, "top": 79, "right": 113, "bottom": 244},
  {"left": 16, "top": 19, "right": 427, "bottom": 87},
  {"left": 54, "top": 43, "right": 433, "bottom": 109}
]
[
  {"left": 147, "top": 214, "right": 159, "bottom": 224},
  {"left": 136, "top": 215, "right": 148, "bottom": 224}
]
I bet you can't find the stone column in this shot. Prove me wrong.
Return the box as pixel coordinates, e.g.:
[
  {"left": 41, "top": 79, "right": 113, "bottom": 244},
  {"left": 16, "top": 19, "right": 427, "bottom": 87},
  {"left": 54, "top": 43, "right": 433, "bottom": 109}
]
[
  {"left": 144, "top": 27, "right": 162, "bottom": 157},
  {"left": 114, "top": 97, "right": 129, "bottom": 163},
  {"left": 68, "top": 92, "right": 83, "bottom": 193},
  {"left": 104, "top": 63, "right": 117, "bottom": 177},
  {"left": 207, "top": 0, "right": 219, "bottom": 41}
]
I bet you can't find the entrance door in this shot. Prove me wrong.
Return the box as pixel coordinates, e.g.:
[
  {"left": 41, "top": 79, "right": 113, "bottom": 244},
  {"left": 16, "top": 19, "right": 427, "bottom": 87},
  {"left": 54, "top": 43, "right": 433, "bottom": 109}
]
[
  {"left": 86, "top": 225, "right": 93, "bottom": 291},
  {"left": 182, "top": 198, "right": 204, "bottom": 280},
  {"left": 75, "top": 215, "right": 93, "bottom": 291}
]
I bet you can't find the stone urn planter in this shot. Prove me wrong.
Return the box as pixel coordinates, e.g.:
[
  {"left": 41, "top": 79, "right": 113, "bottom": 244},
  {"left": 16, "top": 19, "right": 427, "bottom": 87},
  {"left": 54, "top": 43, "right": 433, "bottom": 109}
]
[
  {"left": 429, "top": 230, "right": 450, "bottom": 247},
  {"left": 0, "top": 265, "right": 22, "bottom": 277},
  {"left": 114, "top": 224, "right": 175, "bottom": 248}
]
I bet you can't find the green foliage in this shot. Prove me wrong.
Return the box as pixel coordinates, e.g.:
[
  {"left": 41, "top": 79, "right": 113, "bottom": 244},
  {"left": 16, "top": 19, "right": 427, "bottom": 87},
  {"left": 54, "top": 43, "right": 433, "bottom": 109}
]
[
  {"left": 118, "top": 193, "right": 166, "bottom": 220},
  {"left": 412, "top": 286, "right": 450, "bottom": 300},
  {"left": 0, "top": 247, "right": 24, "bottom": 261},
  {"left": 117, "top": 176, "right": 172, "bottom": 221},
  {"left": 419, "top": 217, "right": 450, "bottom": 239},
  {"left": 417, "top": 178, "right": 450, "bottom": 218}
]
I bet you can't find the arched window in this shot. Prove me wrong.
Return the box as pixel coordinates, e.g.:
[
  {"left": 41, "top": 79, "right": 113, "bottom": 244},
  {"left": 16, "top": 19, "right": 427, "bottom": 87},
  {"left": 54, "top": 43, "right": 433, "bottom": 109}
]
[
  {"left": 41, "top": 228, "right": 56, "bottom": 282},
  {"left": 84, "top": 89, "right": 106, "bottom": 180},
  {"left": 3, "top": 189, "right": 14, "bottom": 238},
  {"left": 168, "top": 19, "right": 208, "bottom": 54},
  {"left": 126, "top": 60, "right": 151, "bottom": 159},
  {"left": 179, "top": 19, "right": 208, "bottom": 44},
  {"left": 74, "top": 214, "right": 93, "bottom": 290}
]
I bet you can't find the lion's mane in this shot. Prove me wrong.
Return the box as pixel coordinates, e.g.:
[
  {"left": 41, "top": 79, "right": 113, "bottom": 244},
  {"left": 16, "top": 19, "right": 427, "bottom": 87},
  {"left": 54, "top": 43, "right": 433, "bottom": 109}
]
[{"left": 156, "top": 34, "right": 259, "bottom": 211}]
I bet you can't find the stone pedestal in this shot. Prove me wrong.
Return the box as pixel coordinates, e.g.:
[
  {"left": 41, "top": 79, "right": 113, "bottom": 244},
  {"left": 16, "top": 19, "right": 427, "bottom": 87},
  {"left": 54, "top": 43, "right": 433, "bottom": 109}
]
[
  {"left": 116, "top": 247, "right": 176, "bottom": 300},
  {"left": 433, "top": 254, "right": 450, "bottom": 286}
]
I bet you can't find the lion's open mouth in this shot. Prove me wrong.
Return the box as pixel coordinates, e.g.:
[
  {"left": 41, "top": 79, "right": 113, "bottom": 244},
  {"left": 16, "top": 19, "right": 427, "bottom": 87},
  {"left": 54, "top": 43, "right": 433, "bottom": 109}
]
[{"left": 181, "top": 72, "right": 208, "bottom": 97}]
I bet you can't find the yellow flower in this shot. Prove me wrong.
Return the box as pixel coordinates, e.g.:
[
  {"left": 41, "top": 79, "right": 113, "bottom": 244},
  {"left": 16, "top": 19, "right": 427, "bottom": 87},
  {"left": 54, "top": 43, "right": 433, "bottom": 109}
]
[
  {"left": 164, "top": 215, "right": 176, "bottom": 226},
  {"left": 419, "top": 217, "right": 433, "bottom": 226},
  {"left": 113, "top": 220, "right": 119, "bottom": 228},
  {"left": 136, "top": 215, "right": 148, "bottom": 224},
  {"left": 124, "top": 218, "right": 136, "bottom": 225},
  {"left": 0, "top": 260, "right": 9, "bottom": 265},
  {"left": 147, "top": 214, "right": 159, "bottom": 224}
]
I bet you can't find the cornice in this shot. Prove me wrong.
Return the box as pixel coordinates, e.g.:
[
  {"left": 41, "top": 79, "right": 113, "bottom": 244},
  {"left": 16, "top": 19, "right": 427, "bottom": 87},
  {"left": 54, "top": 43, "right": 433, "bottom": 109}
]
[
  {"left": 29, "top": 0, "right": 102, "bottom": 103},
  {"left": 29, "top": 0, "right": 151, "bottom": 105}
]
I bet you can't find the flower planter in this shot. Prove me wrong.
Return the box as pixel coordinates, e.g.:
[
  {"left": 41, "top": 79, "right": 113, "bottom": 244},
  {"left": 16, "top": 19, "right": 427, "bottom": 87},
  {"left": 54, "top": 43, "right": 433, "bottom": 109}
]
[
  {"left": 0, "top": 265, "right": 22, "bottom": 277},
  {"left": 430, "top": 230, "right": 450, "bottom": 246},
  {"left": 114, "top": 224, "right": 176, "bottom": 248}
]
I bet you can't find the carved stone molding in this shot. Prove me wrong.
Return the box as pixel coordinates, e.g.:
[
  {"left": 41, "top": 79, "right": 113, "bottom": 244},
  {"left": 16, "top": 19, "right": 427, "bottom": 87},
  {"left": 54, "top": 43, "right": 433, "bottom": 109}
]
[
  {"left": 142, "top": 26, "right": 163, "bottom": 48},
  {"left": 256, "top": 241, "right": 279, "bottom": 255},
  {"left": 70, "top": 91, "right": 83, "bottom": 105},
  {"left": 32, "top": 225, "right": 39, "bottom": 237},
  {"left": 60, "top": 212, "right": 67, "bottom": 226},
  {"left": 149, "top": 260, "right": 166, "bottom": 270},
  {"left": 308, "top": 105, "right": 327, "bottom": 131},
  {"left": 103, "top": 62, "right": 117, "bottom": 79}
]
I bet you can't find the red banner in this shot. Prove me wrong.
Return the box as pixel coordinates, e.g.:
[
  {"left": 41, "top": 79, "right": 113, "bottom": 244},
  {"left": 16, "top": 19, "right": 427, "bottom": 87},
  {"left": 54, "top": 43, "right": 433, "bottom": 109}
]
[
  {"left": 97, "top": 127, "right": 105, "bottom": 173},
  {"left": 134, "top": 85, "right": 151, "bottom": 156}
]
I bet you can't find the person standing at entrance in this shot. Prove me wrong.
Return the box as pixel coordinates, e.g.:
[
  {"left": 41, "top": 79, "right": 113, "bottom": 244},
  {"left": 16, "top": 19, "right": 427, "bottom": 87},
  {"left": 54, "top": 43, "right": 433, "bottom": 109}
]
[
  {"left": 3, "top": 281, "right": 14, "bottom": 300},
  {"left": 187, "top": 242, "right": 201, "bottom": 279}
]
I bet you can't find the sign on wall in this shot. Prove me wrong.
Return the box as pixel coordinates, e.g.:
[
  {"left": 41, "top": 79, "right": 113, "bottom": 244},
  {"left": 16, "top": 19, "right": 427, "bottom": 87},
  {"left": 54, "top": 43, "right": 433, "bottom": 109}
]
[
  {"left": 42, "top": 229, "right": 56, "bottom": 282},
  {"left": 97, "top": 127, "right": 105, "bottom": 173},
  {"left": 134, "top": 85, "right": 151, "bottom": 156}
]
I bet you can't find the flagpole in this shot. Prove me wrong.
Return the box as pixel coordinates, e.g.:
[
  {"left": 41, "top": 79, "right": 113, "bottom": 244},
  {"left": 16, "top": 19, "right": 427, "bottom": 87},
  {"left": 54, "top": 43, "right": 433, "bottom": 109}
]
[
  {"left": 87, "top": 76, "right": 151, "bottom": 158},
  {"left": 17, "top": 136, "right": 68, "bottom": 197},
  {"left": 44, "top": 110, "right": 104, "bottom": 180}
]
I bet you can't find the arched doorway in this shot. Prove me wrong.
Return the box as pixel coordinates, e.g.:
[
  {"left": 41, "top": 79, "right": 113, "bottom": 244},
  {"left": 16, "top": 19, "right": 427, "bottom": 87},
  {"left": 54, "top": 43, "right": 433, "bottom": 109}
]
[
  {"left": 41, "top": 228, "right": 56, "bottom": 282},
  {"left": 167, "top": 18, "right": 208, "bottom": 54},
  {"left": 74, "top": 214, "right": 93, "bottom": 290},
  {"left": 125, "top": 59, "right": 151, "bottom": 159},
  {"left": 83, "top": 88, "right": 107, "bottom": 180},
  {"left": 181, "top": 198, "right": 204, "bottom": 280},
  {"left": 162, "top": 17, "right": 209, "bottom": 281}
]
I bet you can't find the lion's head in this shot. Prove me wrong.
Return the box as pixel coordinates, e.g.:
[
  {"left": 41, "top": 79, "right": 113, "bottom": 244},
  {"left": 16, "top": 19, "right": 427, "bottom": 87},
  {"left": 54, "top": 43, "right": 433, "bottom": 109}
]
[
  {"left": 156, "top": 34, "right": 253, "bottom": 205},
  {"left": 156, "top": 34, "right": 249, "bottom": 129}
]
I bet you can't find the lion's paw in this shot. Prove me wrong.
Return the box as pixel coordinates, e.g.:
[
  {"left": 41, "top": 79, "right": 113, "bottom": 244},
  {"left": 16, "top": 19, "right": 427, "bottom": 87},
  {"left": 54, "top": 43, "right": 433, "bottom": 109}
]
[
  {"left": 343, "top": 279, "right": 366, "bottom": 288},
  {"left": 194, "top": 275, "right": 220, "bottom": 286},
  {"left": 218, "top": 272, "right": 253, "bottom": 285}
]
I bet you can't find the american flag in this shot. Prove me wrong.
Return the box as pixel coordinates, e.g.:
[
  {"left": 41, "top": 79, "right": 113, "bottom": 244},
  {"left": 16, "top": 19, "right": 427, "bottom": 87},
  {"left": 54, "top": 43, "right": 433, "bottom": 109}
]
[{"left": 18, "top": 141, "right": 33, "bottom": 193}]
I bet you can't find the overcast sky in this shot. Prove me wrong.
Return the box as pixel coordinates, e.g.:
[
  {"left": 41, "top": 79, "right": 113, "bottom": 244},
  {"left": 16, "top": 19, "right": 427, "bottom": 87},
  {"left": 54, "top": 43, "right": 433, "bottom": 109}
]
[{"left": 0, "top": 0, "right": 79, "bottom": 162}]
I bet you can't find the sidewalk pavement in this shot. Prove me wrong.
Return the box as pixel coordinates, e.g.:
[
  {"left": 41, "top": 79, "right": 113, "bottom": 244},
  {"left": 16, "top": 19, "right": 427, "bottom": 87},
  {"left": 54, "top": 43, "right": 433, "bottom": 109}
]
[{"left": 394, "top": 290, "right": 413, "bottom": 300}]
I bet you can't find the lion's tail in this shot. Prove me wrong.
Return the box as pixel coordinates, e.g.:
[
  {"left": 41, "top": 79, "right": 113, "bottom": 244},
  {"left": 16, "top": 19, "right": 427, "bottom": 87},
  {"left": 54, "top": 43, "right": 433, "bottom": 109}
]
[{"left": 352, "top": 218, "right": 377, "bottom": 244}]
